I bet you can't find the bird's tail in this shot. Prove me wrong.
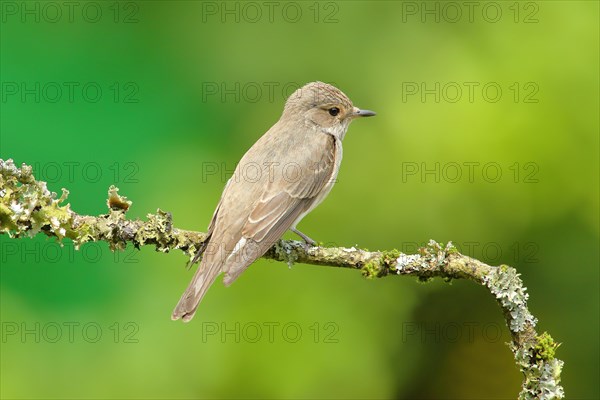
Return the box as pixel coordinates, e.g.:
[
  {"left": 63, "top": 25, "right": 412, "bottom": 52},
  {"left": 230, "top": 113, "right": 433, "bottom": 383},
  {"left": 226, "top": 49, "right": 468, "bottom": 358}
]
[
  {"left": 171, "top": 255, "right": 222, "bottom": 323},
  {"left": 172, "top": 236, "right": 264, "bottom": 322}
]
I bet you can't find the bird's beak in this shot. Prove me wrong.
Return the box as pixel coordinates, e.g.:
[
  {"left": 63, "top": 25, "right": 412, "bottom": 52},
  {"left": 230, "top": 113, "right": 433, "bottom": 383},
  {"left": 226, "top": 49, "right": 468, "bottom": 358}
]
[{"left": 353, "top": 107, "right": 376, "bottom": 117}]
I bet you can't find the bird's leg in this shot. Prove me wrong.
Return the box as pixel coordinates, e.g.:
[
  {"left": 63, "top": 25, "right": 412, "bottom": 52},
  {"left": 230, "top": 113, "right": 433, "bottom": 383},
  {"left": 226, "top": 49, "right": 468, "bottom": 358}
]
[{"left": 290, "top": 228, "right": 317, "bottom": 247}]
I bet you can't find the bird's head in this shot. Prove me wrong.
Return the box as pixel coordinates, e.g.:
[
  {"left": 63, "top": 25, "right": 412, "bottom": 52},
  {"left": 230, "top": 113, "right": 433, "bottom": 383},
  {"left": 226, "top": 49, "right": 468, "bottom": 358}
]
[{"left": 282, "top": 81, "right": 375, "bottom": 139}]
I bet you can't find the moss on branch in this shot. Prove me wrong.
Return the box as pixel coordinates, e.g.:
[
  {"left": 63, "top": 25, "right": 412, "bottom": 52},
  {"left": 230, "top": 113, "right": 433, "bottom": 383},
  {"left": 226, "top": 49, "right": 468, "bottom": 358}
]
[{"left": 0, "top": 158, "right": 564, "bottom": 399}]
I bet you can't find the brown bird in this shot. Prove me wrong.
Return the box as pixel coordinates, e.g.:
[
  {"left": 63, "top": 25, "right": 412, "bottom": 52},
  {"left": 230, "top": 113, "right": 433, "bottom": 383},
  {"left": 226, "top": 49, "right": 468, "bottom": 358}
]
[{"left": 172, "top": 81, "right": 375, "bottom": 322}]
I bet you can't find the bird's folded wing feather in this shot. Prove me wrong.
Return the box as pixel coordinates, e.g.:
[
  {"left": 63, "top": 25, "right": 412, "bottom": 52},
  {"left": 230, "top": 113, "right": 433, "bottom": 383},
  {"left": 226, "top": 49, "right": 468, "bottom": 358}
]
[{"left": 221, "top": 134, "right": 337, "bottom": 284}]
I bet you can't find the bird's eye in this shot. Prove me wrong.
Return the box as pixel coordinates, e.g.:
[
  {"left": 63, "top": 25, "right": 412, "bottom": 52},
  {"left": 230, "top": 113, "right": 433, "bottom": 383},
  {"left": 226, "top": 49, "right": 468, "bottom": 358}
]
[{"left": 328, "top": 107, "right": 340, "bottom": 116}]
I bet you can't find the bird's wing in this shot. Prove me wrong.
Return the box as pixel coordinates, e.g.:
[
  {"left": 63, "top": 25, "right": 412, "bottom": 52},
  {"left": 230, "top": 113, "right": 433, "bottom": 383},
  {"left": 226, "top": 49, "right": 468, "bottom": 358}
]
[
  {"left": 221, "top": 134, "right": 337, "bottom": 285},
  {"left": 189, "top": 178, "right": 231, "bottom": 265}
]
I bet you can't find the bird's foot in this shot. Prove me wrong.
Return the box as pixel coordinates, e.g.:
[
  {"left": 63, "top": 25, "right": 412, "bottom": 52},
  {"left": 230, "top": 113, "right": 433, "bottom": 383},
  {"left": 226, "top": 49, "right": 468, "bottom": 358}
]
[{"left": 291, "top": 228, "right": 317, "bottom": 248}]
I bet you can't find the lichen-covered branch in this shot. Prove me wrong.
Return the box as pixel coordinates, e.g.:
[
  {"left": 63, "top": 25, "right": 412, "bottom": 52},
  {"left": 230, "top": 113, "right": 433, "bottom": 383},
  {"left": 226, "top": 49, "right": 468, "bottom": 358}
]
[{"left": 0, "top": 158, "right": 564, "bottom": 399}]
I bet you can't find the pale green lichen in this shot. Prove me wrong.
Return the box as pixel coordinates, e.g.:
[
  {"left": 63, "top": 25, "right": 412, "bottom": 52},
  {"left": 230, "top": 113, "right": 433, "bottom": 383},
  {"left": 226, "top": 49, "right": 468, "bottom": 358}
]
[
  {"left": 272, "top": 239, "right": 299, "bottom": 268},
  {"left": 135, "top": 209, "right": 174, "bottom": 252},
  {"left": 421, "top": 240, "right": 454, "bottom": 266},
  {"left": 393, "top": 252, "right": 422, "bottom": 275},
  {"left": 0, "top": 158, "right": 76, "bottom": 242},
  {"left": 483, "top": 264, "right": 537, "bottom": 332},
  {"left": 0, "top": 159, "right": 205, "bottom": 255},
  {"left": 107, "top": 185, "right": 132, "bottom": 211},
  {"left": 393, "top": 240, "right": 453, "bottom": 280},
  {"left": 514, "top": 333, "right": 564, "bottom": 399}
]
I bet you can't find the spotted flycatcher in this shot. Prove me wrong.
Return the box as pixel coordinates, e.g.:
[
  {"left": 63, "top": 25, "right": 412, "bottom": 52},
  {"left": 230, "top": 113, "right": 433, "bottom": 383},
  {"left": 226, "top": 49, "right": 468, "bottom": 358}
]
[{"left": 172, "top": 81, "right": 375, "bottom": 322}]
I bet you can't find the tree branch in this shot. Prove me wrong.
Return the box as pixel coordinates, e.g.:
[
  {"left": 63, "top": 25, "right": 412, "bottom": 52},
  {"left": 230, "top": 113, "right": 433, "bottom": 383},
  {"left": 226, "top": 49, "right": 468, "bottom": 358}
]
[{"left": 0, "top": 158, "right": 564, "bottom": 399}]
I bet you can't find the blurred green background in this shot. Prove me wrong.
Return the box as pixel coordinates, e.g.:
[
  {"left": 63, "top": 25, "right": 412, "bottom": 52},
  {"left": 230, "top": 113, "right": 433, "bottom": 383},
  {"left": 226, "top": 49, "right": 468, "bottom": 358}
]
[{"left": 1, "top": 1, "right": 598, "bottom": 399}]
